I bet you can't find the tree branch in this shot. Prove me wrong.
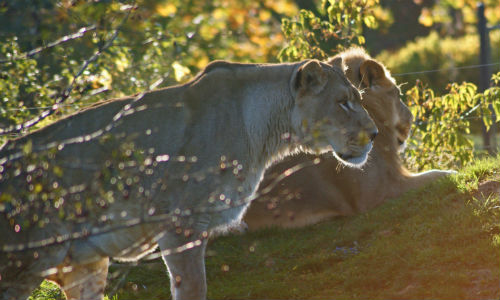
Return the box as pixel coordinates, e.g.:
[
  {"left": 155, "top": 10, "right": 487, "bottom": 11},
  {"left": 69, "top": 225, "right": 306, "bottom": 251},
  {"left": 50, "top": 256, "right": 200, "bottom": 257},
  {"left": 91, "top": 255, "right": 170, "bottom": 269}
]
[{"left": 0, "top": 6, "right": 135, "bottom": 136}]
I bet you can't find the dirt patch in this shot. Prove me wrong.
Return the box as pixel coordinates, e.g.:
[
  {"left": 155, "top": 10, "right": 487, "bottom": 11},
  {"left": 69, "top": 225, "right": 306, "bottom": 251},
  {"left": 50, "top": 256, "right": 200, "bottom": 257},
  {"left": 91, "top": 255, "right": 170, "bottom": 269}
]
[
  {"left": 476, "top": 179, "right": 500, "bottom": 199},
  {"left": 467, "top": 268, "right": 500, "bottom": 300}
]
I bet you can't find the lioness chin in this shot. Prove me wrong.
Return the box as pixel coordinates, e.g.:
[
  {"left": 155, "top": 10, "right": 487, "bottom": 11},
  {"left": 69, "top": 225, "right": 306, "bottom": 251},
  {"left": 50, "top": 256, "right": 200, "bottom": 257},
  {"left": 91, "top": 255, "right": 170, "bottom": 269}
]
[
  {"left": 0, "top": 58, "right": 376, "bottom": 300},
  {"left": 244, "top": 47, "right": 456, "bottom": 230}
]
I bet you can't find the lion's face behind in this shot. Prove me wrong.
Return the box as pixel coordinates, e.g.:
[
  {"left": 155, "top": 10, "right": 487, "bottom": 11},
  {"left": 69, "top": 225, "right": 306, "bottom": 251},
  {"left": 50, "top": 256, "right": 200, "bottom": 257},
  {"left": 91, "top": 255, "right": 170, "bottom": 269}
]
[
  {"left": 335, "top": 52, "right": 413, "bottom": 153},
  {"left": 394, "top": 97, "right": 413, "bottom": 151},
  {"left": 358, "top": 61, "right": 413, "bottom": 152},
  {"left": 290, "top": 59, "right": 378, "bottom": 166}
]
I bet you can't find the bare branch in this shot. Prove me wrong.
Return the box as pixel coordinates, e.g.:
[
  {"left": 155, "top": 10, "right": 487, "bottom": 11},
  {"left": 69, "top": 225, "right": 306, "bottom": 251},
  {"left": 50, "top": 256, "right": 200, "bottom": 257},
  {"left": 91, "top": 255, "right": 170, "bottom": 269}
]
[
  {"left": 0, "top": 25, "right": 97, "bottom": 64},
  {"left": 0, "top": 6, "right": 135, "bottom": 136}
]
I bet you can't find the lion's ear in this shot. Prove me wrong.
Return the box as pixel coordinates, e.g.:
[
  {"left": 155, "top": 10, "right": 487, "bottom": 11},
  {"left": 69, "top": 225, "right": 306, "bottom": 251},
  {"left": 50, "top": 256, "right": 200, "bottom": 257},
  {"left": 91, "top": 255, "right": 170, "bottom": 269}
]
[
  {"left": 359, "top": 59, "right": 386, "bottom": 88},
  {"left": 327, "top": 56, "right": 344, "bottom": 70},
  {"left": 293, "top": 60, "right": 328, "bottom": 95}
]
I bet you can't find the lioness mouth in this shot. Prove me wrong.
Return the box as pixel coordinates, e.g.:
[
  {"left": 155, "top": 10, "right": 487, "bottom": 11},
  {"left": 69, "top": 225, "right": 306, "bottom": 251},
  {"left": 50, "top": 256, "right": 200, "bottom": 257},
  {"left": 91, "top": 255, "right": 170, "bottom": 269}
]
[
  {"left": 338, "top": 153, "right": 354, "bottom": 160},
  {"left": 336, "top": 141, "right": 373, "bottom": 166},
  {"left": 339, "top": 152, "right": 368, "bottom": 166}
]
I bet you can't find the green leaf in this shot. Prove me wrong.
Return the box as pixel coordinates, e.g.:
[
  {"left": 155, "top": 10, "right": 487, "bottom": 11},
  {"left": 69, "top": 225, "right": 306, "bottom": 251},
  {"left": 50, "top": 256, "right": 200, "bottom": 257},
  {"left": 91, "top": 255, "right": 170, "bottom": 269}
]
[
  {"left": 363, "top": 15, "right": 376, "bottom": 28},
  {"left": 493, "top": 101, "right": 500, "bottom": 123},
  {"left": 482, "top": 112, "right": 492, "bottom": 131}
]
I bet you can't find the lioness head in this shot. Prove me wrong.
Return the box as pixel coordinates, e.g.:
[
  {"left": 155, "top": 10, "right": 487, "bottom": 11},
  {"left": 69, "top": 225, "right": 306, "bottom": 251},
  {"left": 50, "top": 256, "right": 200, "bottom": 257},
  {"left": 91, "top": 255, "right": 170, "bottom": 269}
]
[
  {"left": 329, "top": 48, "right": 413, "bottom": 153},
  {"left": 290, "top": 59, "right": 378, "bottom": 166}
]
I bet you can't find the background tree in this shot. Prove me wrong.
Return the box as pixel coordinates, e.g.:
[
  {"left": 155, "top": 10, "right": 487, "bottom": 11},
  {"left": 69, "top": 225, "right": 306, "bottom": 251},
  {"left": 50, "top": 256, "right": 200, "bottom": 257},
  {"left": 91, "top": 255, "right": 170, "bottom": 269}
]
[{"left": 0, "top": 0, "right": 293, "bottom": 137}]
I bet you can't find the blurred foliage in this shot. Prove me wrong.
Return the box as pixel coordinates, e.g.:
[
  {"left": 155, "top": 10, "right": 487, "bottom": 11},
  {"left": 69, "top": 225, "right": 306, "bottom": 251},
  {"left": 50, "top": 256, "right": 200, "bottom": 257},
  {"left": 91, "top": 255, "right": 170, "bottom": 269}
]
[
  {"left": 403, "top": 72, "right": 500, "bottom": 171},
  {"left": 417, "top": 0, "right": 500, "bottom": 36},
  {"left": 278, "top": 0, "right": 384, "bottom": 61},
  {"left": 0, "top": 0, "right": 294, "bottom": 138},
  {"left": 377, "top": 30, "right": 500, "bottom": 92},
  {"left": 364, "top": 0, "right": 500, "bottom": 54},
  {"left": 0, "top": 38, "right": 61, "bottom": 130},
  {"left": 363, "top": 0, "right": 431, "bottom": 54}
]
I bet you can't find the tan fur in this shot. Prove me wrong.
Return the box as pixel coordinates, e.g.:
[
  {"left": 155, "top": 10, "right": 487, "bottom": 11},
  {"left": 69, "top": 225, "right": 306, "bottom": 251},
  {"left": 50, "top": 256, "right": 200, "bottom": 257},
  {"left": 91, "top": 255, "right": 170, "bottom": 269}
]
[
  {"left": 244, "top": 48, "right": 455, "bottom": 230},
  {"left": 0, "top": 59, "right": 377, "bottom": 300}
]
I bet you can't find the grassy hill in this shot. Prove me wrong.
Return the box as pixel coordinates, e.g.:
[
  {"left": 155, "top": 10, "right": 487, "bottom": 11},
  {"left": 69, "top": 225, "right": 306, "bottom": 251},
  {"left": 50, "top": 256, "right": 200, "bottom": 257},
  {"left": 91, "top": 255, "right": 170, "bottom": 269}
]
[{"left": 31, "top": 156, "right": 500, "bottom": 299}]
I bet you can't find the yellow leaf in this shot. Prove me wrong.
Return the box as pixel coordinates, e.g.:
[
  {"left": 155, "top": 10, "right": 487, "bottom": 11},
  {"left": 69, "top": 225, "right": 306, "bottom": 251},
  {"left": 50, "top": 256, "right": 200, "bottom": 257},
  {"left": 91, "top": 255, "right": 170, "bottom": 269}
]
[
  {"left": 250, "top": 35, "right": 268, "bottom": 47},
  {"left": 22, "top": 140, "right": 33, "bottom": 155},
  {"left": 363, "top": 15, "right": 376, "bottom": 28},
  {"left": 53, "top": 166, "right": 63, "bottom": 177},
  {"left": 259, "top": 10, "right": 272, "bottom": 22},
  {"left": 34, "top": 184, "right": 43, "bottom": 194},
  {"left": 267, "top": 0, "right": 298, "bottom": 15},
  {"left": 213, "top": 8, "right": 227, "bottom": 20},
  {"left": 156, "top": 2, "right": 177, "bottom": 17},
  {"left": 196, "top": 56, "right": 209, "bottom": 70},
  {"left": 115, "top": 56, "right": 129, "bottom": 72},
  {"left": 92, "top": 69, "right": 112, "bottom": 89},
  {"left": 229, "top": 13, "right": 245, "bottom": 28},
  {"left": 418, "top": 8, "right": 433, "bottom": 27},
  {"left": 172, "top": 62, "right": 191, "bottom": 82},
  {"left": 200, "top": 24, "right": 219, "bottom": 40}
]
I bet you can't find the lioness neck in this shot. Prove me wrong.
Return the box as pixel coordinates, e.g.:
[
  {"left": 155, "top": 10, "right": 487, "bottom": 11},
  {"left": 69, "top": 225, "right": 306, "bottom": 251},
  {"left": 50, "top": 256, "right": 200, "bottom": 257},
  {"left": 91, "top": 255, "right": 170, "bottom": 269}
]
[
  {"left": 241, "top": 81, "right": 297, "bottom": 169},
  {"left": 196, "top": 62, "right": 301, "bottom": 170}
]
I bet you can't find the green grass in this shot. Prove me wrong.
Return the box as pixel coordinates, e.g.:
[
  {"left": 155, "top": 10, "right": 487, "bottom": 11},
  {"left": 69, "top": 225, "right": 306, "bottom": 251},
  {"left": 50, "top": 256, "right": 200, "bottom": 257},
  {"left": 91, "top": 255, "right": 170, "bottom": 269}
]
[
  {"left": 29, "top": 281, "right": 65, "bottom": 300},
  {"left": 30, "top": 156, "right": 500, "bottom": 299}
]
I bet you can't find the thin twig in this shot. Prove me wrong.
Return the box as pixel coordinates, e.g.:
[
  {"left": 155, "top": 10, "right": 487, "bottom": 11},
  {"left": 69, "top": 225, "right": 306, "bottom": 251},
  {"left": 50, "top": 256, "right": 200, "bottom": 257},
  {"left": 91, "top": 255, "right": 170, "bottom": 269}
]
[
  {"left": 0, "top": 25, "right": 97, "bottom": 63},
  {"left": 393, "top": 62, "right": 500, "bottom": 77},
  {"left": 0, "top": 6, "right": 134, "bottom": 136}
]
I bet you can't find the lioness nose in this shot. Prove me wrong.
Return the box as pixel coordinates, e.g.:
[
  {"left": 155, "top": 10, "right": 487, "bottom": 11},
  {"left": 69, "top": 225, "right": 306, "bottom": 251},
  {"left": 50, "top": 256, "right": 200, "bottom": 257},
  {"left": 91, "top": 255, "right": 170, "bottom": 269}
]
[
  {"left": 357, "top": 129, "right": 377, "bottom": 145},
  {"left": 369, "top": 129, "right": 378, "bottom": 141}
]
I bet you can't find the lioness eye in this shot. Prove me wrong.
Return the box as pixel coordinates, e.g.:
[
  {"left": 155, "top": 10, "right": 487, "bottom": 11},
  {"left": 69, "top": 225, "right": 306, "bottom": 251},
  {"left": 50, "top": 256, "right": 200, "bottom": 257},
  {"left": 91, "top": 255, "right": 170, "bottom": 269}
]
[{"left": 339, "top": 99, "right": 351, "bottom": 112}]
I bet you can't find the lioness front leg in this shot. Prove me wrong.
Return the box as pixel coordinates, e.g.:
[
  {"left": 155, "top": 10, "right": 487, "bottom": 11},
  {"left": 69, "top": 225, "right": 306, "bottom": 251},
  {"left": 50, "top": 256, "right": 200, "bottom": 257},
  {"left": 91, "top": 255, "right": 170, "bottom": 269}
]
[
  {"left": 162, "top": 239, "right": 208, "bottom": 300},
  {"left": 158, "top": 215, "right": 211, "bottom": 300}
]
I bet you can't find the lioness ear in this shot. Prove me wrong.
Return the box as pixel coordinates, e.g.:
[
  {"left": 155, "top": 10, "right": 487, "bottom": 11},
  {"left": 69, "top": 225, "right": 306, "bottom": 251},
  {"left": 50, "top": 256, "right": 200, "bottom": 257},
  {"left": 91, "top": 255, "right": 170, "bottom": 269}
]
[
  {"left": 293, "top": 60, "right": 328, "bottom": 95},
  {"left": 327, "top": 56, "right": 344, "bottom": 71},
  {"left": 359, "top": 59, "right": 386, "bottom": 88}
]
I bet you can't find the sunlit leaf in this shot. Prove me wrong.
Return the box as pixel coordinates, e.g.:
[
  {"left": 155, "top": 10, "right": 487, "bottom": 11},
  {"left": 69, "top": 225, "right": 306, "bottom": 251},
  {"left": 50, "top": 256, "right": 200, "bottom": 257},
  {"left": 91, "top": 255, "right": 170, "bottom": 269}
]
[
  {"left": 259, "top": 10, "right": 272, "bottom": 22},
  {"left": 493, "top": 101, "right": 500, "bottom": 122},
  {"left": 418, "top": 8, "right": 433, "bottom": 27},
  {"left": 267, "top": 0, "right": 298, "bottom": 15},
  {"left": 363, "top": 15, "right": 377, "bottom": 28},
  {"left": 156, "top": 2, "right": 177, "bottom": 17},
  {"left": 171, "top": 62, "right": 191, "bottom": 82}
]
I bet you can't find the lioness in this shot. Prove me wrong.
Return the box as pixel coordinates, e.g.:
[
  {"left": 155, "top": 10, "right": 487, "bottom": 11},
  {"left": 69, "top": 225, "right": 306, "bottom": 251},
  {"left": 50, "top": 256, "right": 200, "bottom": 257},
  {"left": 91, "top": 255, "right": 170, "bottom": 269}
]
[
  {"left": 0, "top": 59, "right": 377, "bottom": 300},
  {"left": 244, "top": 48, "right": 455, "bottom": 230}
]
